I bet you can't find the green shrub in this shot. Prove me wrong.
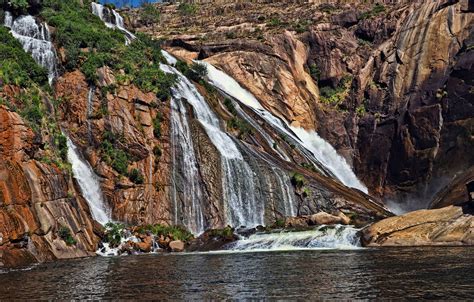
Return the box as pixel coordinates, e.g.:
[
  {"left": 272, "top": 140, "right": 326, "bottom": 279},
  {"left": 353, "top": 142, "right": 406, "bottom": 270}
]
[
  {"left": 141, "top": 3, "right": 160, "bottom": 26},
  {"left": 360, "top": 3, "right": 386, "bottom": 20},
  {"left": 8, "top": 0, "right": 29, "bottom": 14},
  {"left": 0, "top": 27, "right": 48, "bottom": 87},
  {"left": 58, "top": 226, "right": 76, "bottom": 246},
  {"left": 274, "top": 219, "right": 285, "bottom": 228},
  {"left": 309, "top": 64, "right": 321, "bottom": 81},
  {"left": 291, "top": 172, "right": 306, "bottom": 189},
  {"left": 100, "top": 132, "right": 129, "bottom": 175},
  {"left": 224, "top": 98, "right": 237, "bottom": 115},
  {"left": 55, "top": 133, "right": 68, "bottom": 161},
  {"left": 104, "top": 222, "right": 125, "bottom": 247},
  {"left": 227, "top": 118, "right": 253, "bottom": 139},
  {"left": 178, "top": 3, "right": 198, "bottom": 16},
  {"left": 153, "top": 116, "right": 162, "bottom": 139},
  {"left": 143, "top": 224, "right": 194, "bottom": 242},
  {"left": 129, "top": 168, "right": 144, "bottom": 184},
  {"left": 268, "top": 17, "right": 282, "bottom": 27},
  {"left": 209, "top": 226, "right": 234, "bottom": 239}
]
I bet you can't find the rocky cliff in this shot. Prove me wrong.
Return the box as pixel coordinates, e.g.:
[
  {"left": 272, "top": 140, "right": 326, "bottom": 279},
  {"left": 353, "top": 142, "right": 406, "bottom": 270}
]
[{"left": 130, "top": 0, "right": 474, "bottom": 210}]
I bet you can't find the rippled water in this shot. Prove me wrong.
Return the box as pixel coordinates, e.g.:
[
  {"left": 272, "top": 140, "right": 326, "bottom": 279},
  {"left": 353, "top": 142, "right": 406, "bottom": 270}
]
[{"left": 0, "top": 248, "right": 473, "bottom": 299}]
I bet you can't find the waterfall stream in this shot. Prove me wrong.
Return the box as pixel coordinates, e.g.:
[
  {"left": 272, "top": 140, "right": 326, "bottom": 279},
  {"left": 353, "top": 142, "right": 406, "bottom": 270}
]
[
  {"left": 161, "top": 62, "right": 264, "bottom": 229},
  {"left": 91, "top": 2, "right": 136, "bottom": 45},
  {"left": 66, "top": 137, "right": 111, "bottom": 225},
  {"left": 170, "top": 96, "right": 206, "bottom": 234},
  {"left": 5, "top": 13, "right": 58, "bottom": 84},
  {"left": 202, "top": 62, "right": 368, "bottom": 193},
  {"left": 228, "top": 225, "right": 360, "bottom": 252}
]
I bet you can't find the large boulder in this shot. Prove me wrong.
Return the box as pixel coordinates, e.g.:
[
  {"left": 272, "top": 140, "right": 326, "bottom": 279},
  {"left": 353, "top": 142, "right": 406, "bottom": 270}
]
[
  {"left": 169, "top": 240, "right": 185, "bottom": 252},
  {"left": 361, "top": 205, "right": 474, "bottom": 246}
]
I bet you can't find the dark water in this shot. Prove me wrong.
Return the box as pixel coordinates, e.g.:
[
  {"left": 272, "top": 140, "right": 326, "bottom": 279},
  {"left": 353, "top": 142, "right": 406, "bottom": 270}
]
[{"left": 1, "top": 248, "right": 473, "bottom": 299}]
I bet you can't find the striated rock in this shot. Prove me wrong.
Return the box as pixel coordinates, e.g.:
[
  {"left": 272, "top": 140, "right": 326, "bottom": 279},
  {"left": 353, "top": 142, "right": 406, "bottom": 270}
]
[
  {"left": 0, "top": 106, "right": 99, "bottom": 267},
  {"left": 169, "top": 240, "right": 185, "bottom": 252},
  {"left": 362, "top": 206, "right": 474, "bottom": 246}
]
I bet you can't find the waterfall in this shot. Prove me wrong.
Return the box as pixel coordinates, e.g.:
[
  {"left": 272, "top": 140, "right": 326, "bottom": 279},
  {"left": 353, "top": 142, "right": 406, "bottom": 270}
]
[
  {"left": 5, "top": 14, "right": 58, "bottom": 84},
  {"left": 4, "top": 11, "right": 13, "bottom": 28},
  {"left": 170, "top": 97, "right": 206, "bottom": 234},
  {"left": 66, "top": 136, "right": 111, "bottom": 225},
  {"left": 161, "top": 62, "right": 264, "bottom": 229},
  {"left": 202, "top": 62, "right": 368, "bottom": 193},
  {"left": 228, "top": 225, "right": 360, "bottom": 252},
  {"left": 272, "top": 167, "right": 297, "bottom": 217},
  {"left": 91, "top": 2, "right": 136, "bottom": 45}
]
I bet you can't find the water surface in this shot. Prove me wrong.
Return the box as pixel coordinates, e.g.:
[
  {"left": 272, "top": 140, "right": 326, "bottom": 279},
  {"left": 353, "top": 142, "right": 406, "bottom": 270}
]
[{"left": 1, "top": 248, "right": 473, "bottom": 299}]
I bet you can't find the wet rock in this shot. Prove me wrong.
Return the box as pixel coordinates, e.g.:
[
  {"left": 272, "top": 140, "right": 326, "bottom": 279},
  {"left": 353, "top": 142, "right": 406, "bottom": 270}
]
[
  {"left": 187, "top": 228, "right": 238, "bottom": 252},
  {"left": 169, "top": 240, "right": 185, "bottom": 252}
]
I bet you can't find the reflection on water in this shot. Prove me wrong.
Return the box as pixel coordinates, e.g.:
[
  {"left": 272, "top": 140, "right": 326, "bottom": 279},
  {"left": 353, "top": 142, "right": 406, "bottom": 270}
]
[{"left": 0, "top": 248, "right": 473, "bottom": 299}]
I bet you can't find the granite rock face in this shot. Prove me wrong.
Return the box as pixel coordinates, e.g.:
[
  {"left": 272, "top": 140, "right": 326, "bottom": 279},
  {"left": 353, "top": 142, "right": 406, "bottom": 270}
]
[
  {"left": 136, "top": 0, "right": 474, "bottom": 207},
  {"left": 0, "top": 105, "right": 99, "bottom": 268},
  {"left": 361, "top": 205, "right": 474, "bottom": 246}
]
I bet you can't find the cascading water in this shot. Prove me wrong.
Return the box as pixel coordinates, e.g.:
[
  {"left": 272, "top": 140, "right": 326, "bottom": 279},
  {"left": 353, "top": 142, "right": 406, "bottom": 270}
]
[
  {"left": 160, "top": 62, "right": 264, "bottom": 229},
  {"left": 91, "top": 2, "right": 136, "bottom": 45},
  {"left": 202, "top": 62, "right": 368, "bottom": 193},
  {"left": 228, "top": 225, "right": 360, "bottom": 252},
  {"left": 170, "top": 96, "right": 206, "bottom": 234},
  {"left": 5, "top": 13, "right": 58, "bottom": 84},
  {"left": 66, "top": 136, "right": 111, "bottom": 225}
]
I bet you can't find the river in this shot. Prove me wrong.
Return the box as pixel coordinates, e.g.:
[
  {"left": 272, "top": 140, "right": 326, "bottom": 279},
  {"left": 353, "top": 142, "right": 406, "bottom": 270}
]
[{"left": 0, "top": 247, "right": 473, "bottom": 299}]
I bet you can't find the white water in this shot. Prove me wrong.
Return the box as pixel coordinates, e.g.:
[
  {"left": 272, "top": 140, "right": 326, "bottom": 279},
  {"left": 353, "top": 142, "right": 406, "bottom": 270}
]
[
  {"left": 170, "top": 97, "right": 206, "bottom": 234},
  {"left": 6, "top": 14, "right": 58, "bottom": 84},
  {"left": 66, "top": 137, "right": 111, "bottom": 225},
  {"left": 161, "top": 62, "right": 264, "bottom": 229},
  {"left": 91, "top": 2, "right": 136, "bottom": 45},
  {"left": 203, "top": 63, "right": 368, "bottom": 193},
  {"left": 229, "top": 225, "right": 360, "bottom": 252},
  {"left": 272, "top": 167, "right": 297, "bottom": 217}
]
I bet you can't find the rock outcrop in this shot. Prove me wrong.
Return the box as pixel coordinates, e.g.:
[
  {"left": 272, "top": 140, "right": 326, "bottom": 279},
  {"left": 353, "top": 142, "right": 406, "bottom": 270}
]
[
  {"left": 55, "top": 71, "right": 173, "bottom": 226},
  {"left": 361, "top": 205, "right": 474, "bottom": 246},
  {"left": 0, "top": 105, "right": 99, "bottom": 268},
  {"left": 134, "top": 0, "right": 474, "bottom": 208}
]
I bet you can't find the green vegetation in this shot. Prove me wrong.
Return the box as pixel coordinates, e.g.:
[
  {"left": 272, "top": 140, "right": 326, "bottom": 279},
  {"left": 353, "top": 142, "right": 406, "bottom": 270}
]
[
  {"left": 223, "top": 98, "right": 237, "bottom": 115},
  {"left": 0, "top": 27, "right": 48, "bottom": 87},
  {"left": 309, "top": 64, "right": 321, "bottom": 81},
  {"left": 139, "top": 224, "right": 194, "bottom": 242},
  {"left": 129, "top": 168, "right": 144, "bottom": 184},
  {"left": 267, "top": 17, "right": 282, "bottom": 27},
  {"left": 356, "top": 103, "right": 367, "bottom": 117},
  {"left": 290, "top": 172, "right": 306, "bottom": 189},
  {"left": 178, "top": 3, "right": 198, "bottom": 16},
  {"left": 273, "top": 219, "right": 286, "bottom": 228},
  {"left": 208, "top": 226, "right": 234, "bottom": 239},
  {"left": 360, "top": 3, "right": 386, "bottom": 20},
  {"left": 140, "top": 3, "right": 160, "bottom": 26},
  {"left": 153, "top": 113, "right": 162, "bottom": 139},
  {"left": 292, "top": 20, "right": 311, "bottom": 34},
  {"left": 227, "top": 118, "right": 253, "bottom": 139},
  {"left": 319, "top": 76, "right": 353, "bottom": 106},
  {"left": 104, "top": 222, "right": 126, "bottom": 247},
  {"left": 176, "top": 60, "right": 208, "bottom": 82},
  {"left": 100, "top": 131, "right": 129, "bottom": 175},
  {"left": 153, "top": 145, "right": 162, "bottom": 158},
  {"left": 40, "top": 1, "right": 176, "bottom": 99},
  {"left": 58, "top": 226, "right": 77, "bottom": 246}
]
